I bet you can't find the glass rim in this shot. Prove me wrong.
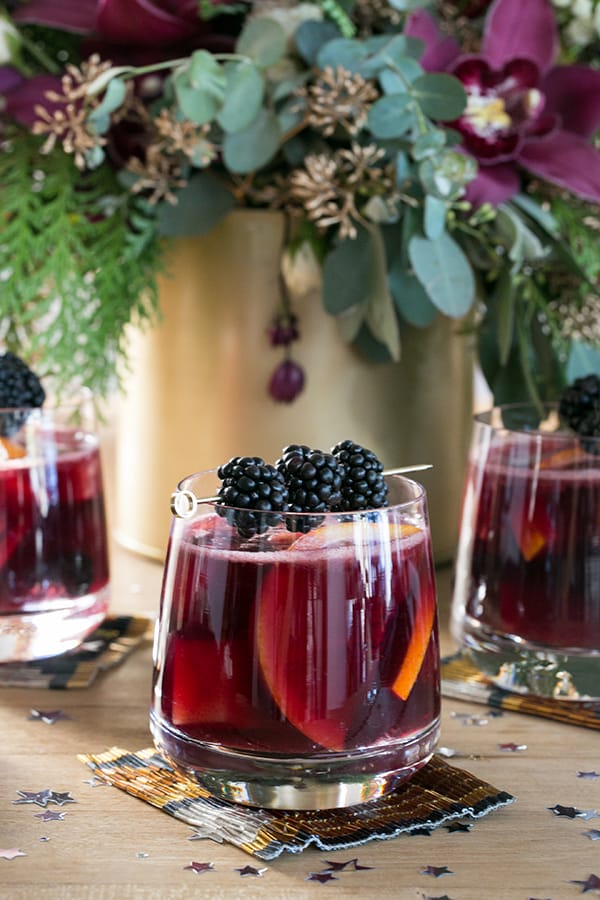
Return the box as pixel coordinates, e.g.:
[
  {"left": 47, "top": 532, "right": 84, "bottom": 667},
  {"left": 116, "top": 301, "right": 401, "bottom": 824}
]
[
  {"left": 474, "top": 401, "right": 600, "bottom": 445},
  {"left": 176, "top": 468, "right": 426, "bottom": 519}
]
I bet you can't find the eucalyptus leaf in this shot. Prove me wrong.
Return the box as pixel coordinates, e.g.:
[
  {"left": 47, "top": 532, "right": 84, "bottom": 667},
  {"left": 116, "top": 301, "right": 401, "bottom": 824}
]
[
  {"left": 217, "top": 61, "right": 264, "bottom": 133},
  {"left": 412, "top": 73, "right": 466, "bottom": 121},
  {"left": 408, "top": 233, "right": 475, "bottom": 316},
  {"left": 236, "top": 18, "right": 287, "bottom": 68},
  {"left": 389, "top": 264, "right": 438, "bottom": 327},
  {"left": 316, "top": 38, "right": 368, "bottom": 75},
  {"left": 413, "top": 129, "right": 446, "bottom": 161},
  {"left": 363, "top": 224, "right": 401, "bottom": 361},
  {"left": 295, "top": 19, "right": 341, "bottom": 65},
  {"left": 423, "top": 195, "right": 446, "bottom": 239},
  {"left": 155, "top": 172, "right": 235, "bottom": 236},
  {"left": 222, "top": 108, "right": 280, "bottom": 173},
  {"left": 88, "top": 77, "right": 127, "bottom": 135},
  {"left": 567, "top": 340, "right": 600, "bottom": 380},
  {"left": 277, "top": 96, "right": 304, "bottom": 134},
  {"left": 379, "top": 60, "right": 422, "bottom": 93},
  {"left": 337, "top": 303, "right": 367, "bottom": 342},
  {"left": 353, "top": 323, "right": 395, "bottom": 362},
  {"left": 322, "top": 227, "right": 373, "bottom": 314},
  {"left": 368, "top": 94, "right": 414, "bottom": 139},
  {"left": 496, "top": 205, "right": 546, "bottom": 268},
  {"left": 494, "top": 268, "right": 515, "bottom": 366},
  {"left": 174, "top": 64, "right": 225, "bottom": 124},
  {"left": 186, "top": 50, "right": 227, "bottom": 96},
  {"left": 510, "top": 194, "right": 559, "bottom": 237}
]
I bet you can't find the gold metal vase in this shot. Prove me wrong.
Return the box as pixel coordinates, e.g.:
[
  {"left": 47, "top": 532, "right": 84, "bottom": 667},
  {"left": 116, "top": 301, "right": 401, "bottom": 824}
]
[{"left": 114, "top": 210, "right": 473, "bottom": 564}]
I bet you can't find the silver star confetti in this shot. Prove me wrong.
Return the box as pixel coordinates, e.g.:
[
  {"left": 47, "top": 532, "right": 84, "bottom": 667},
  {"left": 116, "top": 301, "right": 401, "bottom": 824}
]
[
  {"left": 235, "top": 865, "right": 267, "bottom": 877},
  {"left": 498, "top": 743, "right": 527, "bottom": 752},
  {"left": 583, "top": 830, "right": 600, "bottom": 841},
  {"left": 450, "top": 711, "right": 488, "bottom": 726},
  {"left": 420, "top": 865, "right": 454, "bottom": 878},
  {"left": 13, "top": 789, "right": 52, "bottom": 808},
  {"left": 187, "top": 826, "right": 224, "bottom": 843},
  {"left": 183, "top": 861, "right": 214, "bottom": 874},
  {"left": 136, "top": 852, "right": 149, "bottom": 859},
  {"left": 39, "top": 837, "right": 50, "bottom": 843},
  {"left": 0, "top": 848, "right": 27, "bottom": 860},
  {"left": 82, "top": 776, "right": 109, "bottom": 787},
  {"left": 28, "top": 709, "right": 70, "bottom": 724},
  {"left": 34, "top": 810, "right": 65, "bottom": 822}
]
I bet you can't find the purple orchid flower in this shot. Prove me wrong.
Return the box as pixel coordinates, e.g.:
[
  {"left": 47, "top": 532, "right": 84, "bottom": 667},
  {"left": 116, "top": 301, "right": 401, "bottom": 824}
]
[{"left": 406, "top": 0, "right": 600, "bottom": 205}]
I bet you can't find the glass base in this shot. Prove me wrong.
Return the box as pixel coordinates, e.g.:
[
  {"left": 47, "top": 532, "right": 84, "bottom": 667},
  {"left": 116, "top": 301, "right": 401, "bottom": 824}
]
[
  {"left": 150, "top": 712, "right": 440, "bottom": 810},
  {"left": 0, "top": 586, "right": 110, "bottom": 663},
  {"left": 455, "top": 616, "right": 600, "bottom": 701}
]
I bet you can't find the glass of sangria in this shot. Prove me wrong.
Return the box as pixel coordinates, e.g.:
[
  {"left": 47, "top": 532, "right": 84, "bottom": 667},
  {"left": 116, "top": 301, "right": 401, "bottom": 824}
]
[
  {"left": 0, "top": 394, "right": 110, "bottom": 662},
  {"left": 451, "top": 403, "right": 600, "bottom": 699},
  {"left": 151, "top": 470, "right": 440, "bottom": 810}
]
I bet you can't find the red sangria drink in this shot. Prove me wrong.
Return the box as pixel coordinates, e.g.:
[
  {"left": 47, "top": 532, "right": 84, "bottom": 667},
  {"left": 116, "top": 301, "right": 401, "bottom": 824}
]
[
  {"left": 0, "top": 402, "right": 110, "bottom": 662},
  {"left": 451, "top": 403, "right": 600, "bottom": 699},
  {"left": 151, "top": 470, "right": 440, "bottom": 809}
]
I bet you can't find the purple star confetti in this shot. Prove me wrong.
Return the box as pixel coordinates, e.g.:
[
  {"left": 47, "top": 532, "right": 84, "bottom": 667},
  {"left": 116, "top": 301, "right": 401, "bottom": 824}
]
[
  {"left": 425, "top": 895, "right": 454, "bottom": 900},
  {"left": 498, "top": 743, "right": 527, "bottom": 752},
  {"left": 420, "top": 865, "right": 454, "bottom": 878},
  {"left": 548, "top": 805, "right": 598, "bottom": 819},
  {"left": 0, "top": 848, "right": 27, "bottom": 860},
  {"left": 47, "top": 791, "right": 76, "bottom": 807},
  {"left": 235, "top": 865, "right": 267, "bottom": 877},
  {"left": 34, "top": 810, "right": 65, "bottom": 822},
  {"left": 577, "top": 772, "right": 600, "bottom": 780},
  {"left": 28, "top": 709, "right": 70, "bottom": 724},
  {"left": 569, "top": 873, "right": 600, "bottom": 892},
  {"left": 307, "top": 872, "right": 338, "bottom": 883},
  {"left": 320, "top": 858, "right": 374, "bottom": 872},
  {"left": 183, "top": 861, "right": 214, "bottom": 874},
  {"left": 583, "top": 830, "right": 600, "bottom": 841},
  {"left": 445, "top": 821, "right": 472, "bottom": 833},
  {"left": 13, "top": 789, "right": 52, "bottom": 808}
]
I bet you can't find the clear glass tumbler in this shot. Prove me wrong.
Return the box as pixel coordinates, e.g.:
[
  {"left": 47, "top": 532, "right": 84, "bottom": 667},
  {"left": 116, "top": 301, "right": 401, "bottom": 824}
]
[
  {"left": 151, "top": 471, "right": 440, "bottom": 810},
  {"left": 451, "top": 403, "right": 600, "bottom": 700},
  {"left": 0, "top": 395, "right": 110, "bottom": 662}
]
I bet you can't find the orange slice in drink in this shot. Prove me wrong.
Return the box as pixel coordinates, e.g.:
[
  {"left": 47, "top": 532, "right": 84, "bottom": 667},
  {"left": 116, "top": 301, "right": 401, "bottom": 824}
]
[
  {"left": 0, "top": 437, "right": 25, "bottom": 460},
  {"left": 391, "top": 589, "right": 436, "bottom": 701},
  {"left": 257, "top": 520, "right": 426, "bottom": 750}
]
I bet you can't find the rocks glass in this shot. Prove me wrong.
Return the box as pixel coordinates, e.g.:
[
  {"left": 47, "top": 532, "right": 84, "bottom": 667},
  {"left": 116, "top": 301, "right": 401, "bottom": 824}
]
[
  {"left": 451, "top": 403, "right": 600, "bottom": 700},
  {"left": 0, "top": 396, "right": 110, "bottom": 662},
  {"left": 151, "top": 471, "right": 440, "bottom": 810}
]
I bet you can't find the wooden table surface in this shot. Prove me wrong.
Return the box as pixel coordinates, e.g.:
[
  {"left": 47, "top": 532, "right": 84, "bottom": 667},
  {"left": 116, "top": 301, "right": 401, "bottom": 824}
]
[{"left": 1, "top": 516, "right": 599, "bottom": 897}]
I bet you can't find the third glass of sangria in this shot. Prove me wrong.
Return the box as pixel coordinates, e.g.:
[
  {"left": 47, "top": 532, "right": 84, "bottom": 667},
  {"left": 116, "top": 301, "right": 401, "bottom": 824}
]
[{"left": 451, "top": 402, "right": 600, "bottom": 700}]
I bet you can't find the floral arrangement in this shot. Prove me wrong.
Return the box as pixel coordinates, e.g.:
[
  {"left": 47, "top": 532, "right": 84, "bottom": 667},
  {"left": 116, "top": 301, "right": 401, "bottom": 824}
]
[{"left": 1, "top": 0, "right": 600, "bottom": 403}]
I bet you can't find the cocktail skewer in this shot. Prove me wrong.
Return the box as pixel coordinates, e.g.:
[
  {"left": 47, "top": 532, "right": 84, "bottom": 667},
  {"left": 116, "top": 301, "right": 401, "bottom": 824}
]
[{"left": 171, "top": 465, "right": 433, "bottom": 517}]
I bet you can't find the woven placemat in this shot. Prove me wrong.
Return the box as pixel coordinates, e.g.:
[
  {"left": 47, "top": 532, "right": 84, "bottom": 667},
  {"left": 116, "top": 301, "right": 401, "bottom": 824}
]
[
  {"left": 442, "top": 652, "right": 600, "bottom": 730},
  {"left": 78, "top": 746, "right": 515, "bottom": 860},
  {"left": 0, "top": 615, "right": 153, "bottom": 689}
]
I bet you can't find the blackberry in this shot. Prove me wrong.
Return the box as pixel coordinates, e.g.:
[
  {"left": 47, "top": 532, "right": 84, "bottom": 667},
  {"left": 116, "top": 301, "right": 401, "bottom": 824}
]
[
  {"left": 0, "top": 351, "right": 46, "bottom": 436},
  {"left": 215, "top": 456, "right": 289, "bottom": 538},
  {"left": 276, "top": 444, "right": 344, "bottom": 532},
  {"left": 331, "top": 439, "right": 388, "bottom": 511},
  {"left": 559, "top": 374, "right": 600, "bottom": 436}
]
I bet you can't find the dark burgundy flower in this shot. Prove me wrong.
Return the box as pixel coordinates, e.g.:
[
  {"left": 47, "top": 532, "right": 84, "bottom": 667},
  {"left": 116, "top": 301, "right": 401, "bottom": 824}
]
[
  {"left": 268, "top": 314, "right": 299, "bottom": 348},
  {"left": 406, "top": 0, "right": 600, "bottom": 205},
  {"left": 268, "top": 359, "right": 305, "bottom": 403}
]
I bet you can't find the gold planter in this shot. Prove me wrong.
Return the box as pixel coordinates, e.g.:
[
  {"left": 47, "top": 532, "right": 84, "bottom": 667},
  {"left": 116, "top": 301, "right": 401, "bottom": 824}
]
[{"left": 114, "top": 210, "right": 473, "bottom": 564}]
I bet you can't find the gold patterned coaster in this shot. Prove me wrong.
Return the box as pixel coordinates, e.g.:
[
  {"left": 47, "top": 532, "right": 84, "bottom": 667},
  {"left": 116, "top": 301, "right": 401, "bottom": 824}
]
[
  {"left": 442, "top": 652, "right": 600, "bottom": 730},
  {"left": 0, "top": 615, "right": 153, "bottom": 689},
  {"left": 78, "top": 747, "right": 515, "bottom": 860}
]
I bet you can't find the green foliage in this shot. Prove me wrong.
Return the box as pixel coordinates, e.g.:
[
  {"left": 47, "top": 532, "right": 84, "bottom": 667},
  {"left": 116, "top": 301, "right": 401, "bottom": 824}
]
[{"left": 0, "top": 132, "right": 163, "bottom": 399}]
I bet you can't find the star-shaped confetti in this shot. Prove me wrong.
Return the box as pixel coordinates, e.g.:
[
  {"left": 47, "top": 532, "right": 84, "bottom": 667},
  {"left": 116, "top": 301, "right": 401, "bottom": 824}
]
[
  {"left": 13, "top": 789, "right": 52, "bottom": 808},
  {"left": 320, "top": 858, "right": 374, "bottom": 872},
  {"left": 307, "top": 872, "right": 338, "bottom": 883},
  {"left": 420, "top": 865, "right": 454, "bottom": 878},
  {"left": 34, "top": 810, "right": 65, "bottom": 822},
  {"left": 578, "top": 810, "right": 600, "bottom": 821},
  {"left": 82, "top": 776, "right": 109, "bottom": 787},
  {"left": 0, "top": 848, "right": 27, "bottom": 860},
  {"left": 235, "top": 865, "right": 267, "bottom": 877},
  {"left": 183, "top": 861, "right": 214, "bottom": 874},
  {"left": 187, "top": 826, "right": 223, "bottom": 843},
  {"left": 28, "top": 709, "right": 70, "bottom": 724},
  {"left": 136, "top": 852, "right": 149, "bottom": 859},
  {"left": 577, "top": 771, "right": 600, "bottom": 780},
  {"left": 548, "top": 804, "right": 598, "bottom": 819},
  {"left": 445, "top": 821, "right": 472, "bottom": 833},
  {"left": 47, "top": 791, "right": 76, "bottom": 807},
  {"left": 498, "top": 742, "right": 527, "bottom": 752},
  {"left": 583, "top": 830, "right": 600, "bottom": 841},
  {"left": 425, "top": 895, "right": 454, "bottom": 900},
  {"left": 569, "top": 873, "right": 600, "bottom": 892},
  {"left": 450, "top": 711, "right": 488, "bottom": 726}
]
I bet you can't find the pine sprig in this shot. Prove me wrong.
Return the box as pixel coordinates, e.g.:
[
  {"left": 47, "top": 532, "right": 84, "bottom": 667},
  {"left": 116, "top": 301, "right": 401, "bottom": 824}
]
[{"left": 0, "top": 131, "right": 163, "bottom": 399}]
